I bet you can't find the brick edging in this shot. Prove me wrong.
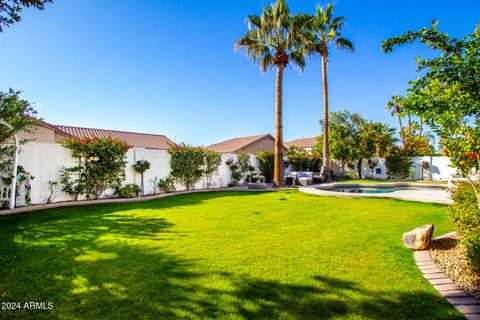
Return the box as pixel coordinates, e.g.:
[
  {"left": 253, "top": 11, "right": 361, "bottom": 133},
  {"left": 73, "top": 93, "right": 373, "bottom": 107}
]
[{"left": 414, "top": 236, "right": 480, "bottom": 320}]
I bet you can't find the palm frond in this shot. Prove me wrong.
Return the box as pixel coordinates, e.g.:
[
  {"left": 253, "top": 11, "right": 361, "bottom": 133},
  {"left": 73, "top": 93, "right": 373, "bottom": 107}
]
[{"left": 335, "top": 37, "right": 354, "bottom": 51}]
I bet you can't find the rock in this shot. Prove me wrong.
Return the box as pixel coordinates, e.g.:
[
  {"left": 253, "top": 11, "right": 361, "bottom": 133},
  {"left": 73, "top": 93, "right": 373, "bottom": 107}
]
[{"left": 403, "top": 224, "right": 435, "bottom": 250}]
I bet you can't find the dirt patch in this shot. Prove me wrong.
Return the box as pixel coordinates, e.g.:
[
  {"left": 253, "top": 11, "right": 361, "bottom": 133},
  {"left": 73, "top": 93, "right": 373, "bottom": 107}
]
[{"left": 430, "top": 234, "right": 480, "bottom": 302}]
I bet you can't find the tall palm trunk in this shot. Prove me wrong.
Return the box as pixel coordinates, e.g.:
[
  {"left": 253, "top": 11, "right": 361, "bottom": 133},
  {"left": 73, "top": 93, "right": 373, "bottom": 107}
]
[
  {"left": 419, "top": 116, "right": 423, "bottom": 138},
  {"left": 321, "top": 55, "right": 330, "bottom": 182},
  {"left": 397, "top": 114, "right": 405, "bottom": 148},
  {"left": 407, "top": 114, "right": 412, "bottom": 146},
  {"left": 274, "top": 64, "right": 285, "bottom": 186}
]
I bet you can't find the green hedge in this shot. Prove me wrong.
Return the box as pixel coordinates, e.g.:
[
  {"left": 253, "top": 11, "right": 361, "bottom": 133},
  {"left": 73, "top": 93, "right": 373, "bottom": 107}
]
[{"left": 449, "top": 182, "right": 480, "bottom": 272}]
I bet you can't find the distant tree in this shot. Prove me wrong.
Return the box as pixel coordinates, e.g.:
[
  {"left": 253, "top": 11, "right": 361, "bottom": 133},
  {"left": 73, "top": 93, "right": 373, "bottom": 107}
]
[
  {"left": 304, "top": 2, "right": 354, "bottom": 182},
  {"left": 320, "top": 110, "right": 355, "bottom": 177},
  {"left": 235, "top": 0, "right": 310, "bottom": 186},
  {"left": 0, "top": 0, "right": 52, "bottom": 32},
  {"left": 386, "top": 96, "right": 435, "bottom": 156},
  {"left": 321, "top": 110, "right": 396, "bottom": 179}
]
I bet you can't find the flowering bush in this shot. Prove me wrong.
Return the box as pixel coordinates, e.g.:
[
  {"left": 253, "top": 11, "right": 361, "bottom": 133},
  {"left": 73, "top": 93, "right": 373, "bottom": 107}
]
[{"left": 63, "top": 137, "right": 129, "bottom": 199}]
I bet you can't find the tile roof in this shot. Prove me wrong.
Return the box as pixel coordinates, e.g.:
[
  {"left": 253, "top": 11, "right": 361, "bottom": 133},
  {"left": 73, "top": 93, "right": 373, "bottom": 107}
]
[
  {"left": 284, "top": 137, "right": 318, "bottom": 148},
  {"left": 55, "top": 125, "right": 175, "bottom": 150},
  {"left": 206, "top": 134, "right": 273, "bottom": 153}
]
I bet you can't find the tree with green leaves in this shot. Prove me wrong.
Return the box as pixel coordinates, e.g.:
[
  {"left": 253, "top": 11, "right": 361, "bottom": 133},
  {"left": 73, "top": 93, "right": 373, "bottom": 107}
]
[
  {"left": 0, "top": 0, "right": 52, "bottom": 32},
  {"left": 255, "top": 150, "right": 275, "bottom": 183},
  {"left": 133, "top": 160, "right": 150, "bottom": 196},
  {"left": 169, "top": 144, "right": 205, "bottom": 191},
  {"left": 63, "top": 137, "right": 129, "bottom": 199},
  {"left": 320, "top": 110, "right": 355, "bottom": 177},
  {"left": 0, "top": 89, "right": 37, "bottom": 184},
  {"left": 304, "top": 2, "right": 354, "bottom": 182},
  {"left": 386, "top": 95, "right": 434, "bottom": 156},
  {"left": 383, "top": 21, "right": 480, "bottom": 201},
  {"left": 203, "top": 150, "right": 222, "bottom": 189},
  {"left": 320, "top": 110, "right": 396, "bottom": 179},
  {"left": 370, "top": 122, "right": 397, "bottom": 158},
  {"left": 235, "top": 0, "right": 310, "bottom": 187}
]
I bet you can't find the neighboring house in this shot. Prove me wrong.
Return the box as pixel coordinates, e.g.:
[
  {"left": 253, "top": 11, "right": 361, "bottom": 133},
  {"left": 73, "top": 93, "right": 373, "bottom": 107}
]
[
  {"left": 13, "top": 120, "right": 177, "bottom": 205},
  {"left": 284, "top": 137, "right": 318, "bottom": 153},
  {"left": 18, "top": 120, "right": 175, "bottom": 150},
  {"left": 206, "top": 134, "right": 277, "bottom": 154}
]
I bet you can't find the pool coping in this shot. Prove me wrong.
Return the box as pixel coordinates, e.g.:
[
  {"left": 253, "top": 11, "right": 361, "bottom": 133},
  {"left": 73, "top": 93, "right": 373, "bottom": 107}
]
[
  {"left": 414, "top": 232, "right": 480, "bottom": 320},
  {"left": 299, "top": 182, "right": 452, "bottom": 204}
]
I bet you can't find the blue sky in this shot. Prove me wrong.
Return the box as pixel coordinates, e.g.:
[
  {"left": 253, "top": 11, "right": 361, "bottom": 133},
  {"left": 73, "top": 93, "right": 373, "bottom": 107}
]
[{"left": 0, "top": 0, "right": 478, "bottom": 146}]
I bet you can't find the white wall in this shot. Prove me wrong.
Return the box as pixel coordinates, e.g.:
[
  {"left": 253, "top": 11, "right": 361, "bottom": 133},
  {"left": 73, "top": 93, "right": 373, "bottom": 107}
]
[
  {"left": 331, "top": 156, "right": 455, "bottom": 181},
  {"left": 14, "top": 143, "right": 259, "bottom": 205}
]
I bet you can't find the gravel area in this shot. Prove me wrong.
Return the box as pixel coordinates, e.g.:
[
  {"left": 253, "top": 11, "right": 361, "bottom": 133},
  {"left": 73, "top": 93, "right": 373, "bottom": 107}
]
[{"left": 430, "top": 234, "right": 480, "bottom": 302}]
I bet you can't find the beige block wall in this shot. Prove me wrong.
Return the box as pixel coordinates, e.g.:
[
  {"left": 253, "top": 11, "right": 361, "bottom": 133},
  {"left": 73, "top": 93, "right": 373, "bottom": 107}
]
[{"left": 240, "top": 136, "right": 276, "bottom": 154}]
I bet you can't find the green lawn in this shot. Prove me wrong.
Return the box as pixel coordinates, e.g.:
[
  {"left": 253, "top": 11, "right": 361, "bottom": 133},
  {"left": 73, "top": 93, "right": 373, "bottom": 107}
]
[{"left": 0, "top": 191, "right": 462, "bottom": 319}]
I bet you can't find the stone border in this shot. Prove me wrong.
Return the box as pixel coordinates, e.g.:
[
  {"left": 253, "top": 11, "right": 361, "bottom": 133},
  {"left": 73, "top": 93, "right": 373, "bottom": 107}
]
[
  {"left": 414, "top": 233, "right": 480, "bottom": 320},
  {"left": 300, "top": 182, "right": 452, "bottom": 204},
  {"left": 0, "top": 186, "right": 281, "bottom": 216}
]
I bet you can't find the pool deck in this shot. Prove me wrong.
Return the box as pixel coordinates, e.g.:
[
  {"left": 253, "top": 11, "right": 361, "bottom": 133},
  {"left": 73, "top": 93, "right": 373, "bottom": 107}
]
[{"left": 299, "top": 182, "right": 452, "bottom": 204}]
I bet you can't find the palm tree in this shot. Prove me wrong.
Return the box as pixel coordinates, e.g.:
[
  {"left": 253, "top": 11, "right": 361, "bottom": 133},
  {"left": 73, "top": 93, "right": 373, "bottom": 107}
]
[
  {"left": 370, "top": 122, "right": 397, "bottom": 157},
  {"left": 386, "top": 95, "right": 406, "bottom": 147},
  {"left": 235, "top": 0, "right": 309, "bottom": 186},
  {"left": 304, "top": 2, "right": 354, "bottom": 182}
]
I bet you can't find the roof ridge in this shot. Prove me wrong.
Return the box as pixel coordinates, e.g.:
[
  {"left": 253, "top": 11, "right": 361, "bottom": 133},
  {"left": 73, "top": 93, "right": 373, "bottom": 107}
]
[
  {"left": 55, "top": 124, "right": 168, "bottom": 138},
  {"left": 208, "top": 133, "right": 269, "bottom": 147}
]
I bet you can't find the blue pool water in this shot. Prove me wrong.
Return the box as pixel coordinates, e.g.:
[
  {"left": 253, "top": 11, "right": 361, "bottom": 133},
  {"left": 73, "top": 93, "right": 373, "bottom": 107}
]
[{"left": 330, "top": 186, "right": 398, "bottom": 194}]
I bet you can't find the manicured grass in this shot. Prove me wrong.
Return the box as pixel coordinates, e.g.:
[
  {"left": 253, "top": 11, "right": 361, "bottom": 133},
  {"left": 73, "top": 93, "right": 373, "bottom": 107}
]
[
  {"left": 334, "top": 179, "right": 448, "bottom": 184},
  {"left": 0, "top": 191, "right": 462, "bottom": 319}
]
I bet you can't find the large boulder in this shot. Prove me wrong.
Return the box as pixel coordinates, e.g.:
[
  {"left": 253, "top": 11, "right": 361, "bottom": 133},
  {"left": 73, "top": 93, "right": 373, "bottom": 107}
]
[{"left": 402, "top": 224, "right": 434, "bottom": 250}]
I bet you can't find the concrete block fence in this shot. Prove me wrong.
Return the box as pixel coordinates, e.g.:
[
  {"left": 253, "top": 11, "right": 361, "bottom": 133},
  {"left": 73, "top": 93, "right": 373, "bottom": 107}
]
[
  {"left": 10, "top": 142, "right": 258, "bottom": 206},
  {"left": 6, "top": 141, "right": 453, "bottom": 206},
  {"left": 331, "top": 156, "right": 455, "bottom": 181}
]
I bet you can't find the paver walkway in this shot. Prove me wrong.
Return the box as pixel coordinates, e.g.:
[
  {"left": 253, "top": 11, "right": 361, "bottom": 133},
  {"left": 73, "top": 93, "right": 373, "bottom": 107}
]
[{"left": 414, "top": 234, "right": 480, "bottom": 320}]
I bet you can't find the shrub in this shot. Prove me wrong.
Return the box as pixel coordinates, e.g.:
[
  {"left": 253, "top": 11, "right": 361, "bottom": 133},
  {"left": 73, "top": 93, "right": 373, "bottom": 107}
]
[
  {"left": 226, "top": 152, "right": 252, "bottom": 186},
  {"left": 256, "top": 150, "right": 274, "bottom": 183},
  {"left": 203, "top": 150, "right": 222, "bottom": 189},
  {"left": 385, "top": 149, "right": 412, "bottom": 179},
  {"left": 169, "top": 144, "right": 205, "bottom": 191},
  {"left": 449, "top": 182, "right": 480, "bottom": 271},
  {"left": 42, "top": 180, "right": 59, "bottom": 204},
  {"left": 63, "top": 137, "right": 129, "bottom": 199},
  {"left": 158, "top": 176, "right": 175, "bottom": 193},
  {"left": 59, "top": 166, "right": 84, "bottom": 201},
  {"left": 115, "top": 183, "right": 141, "bottom": 198}
]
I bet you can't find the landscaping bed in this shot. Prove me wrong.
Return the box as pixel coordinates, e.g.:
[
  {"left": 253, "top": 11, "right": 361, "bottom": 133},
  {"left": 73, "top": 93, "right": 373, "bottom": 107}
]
[{"left": 430, "top": 234, "right": 480, "bottom": 302}]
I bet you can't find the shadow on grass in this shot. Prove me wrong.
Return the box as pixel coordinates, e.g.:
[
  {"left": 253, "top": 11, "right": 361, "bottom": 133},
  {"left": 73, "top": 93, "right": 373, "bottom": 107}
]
[{"left": 0, "top": 191, "right": 461, "bottom": 319}]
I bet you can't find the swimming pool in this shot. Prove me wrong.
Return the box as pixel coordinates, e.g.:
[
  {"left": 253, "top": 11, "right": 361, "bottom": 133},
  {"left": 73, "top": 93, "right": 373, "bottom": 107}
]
[
  {"left": 315, "top": 183, "right": 447, "bottom": 194},
  {"left": 306, "top": 183, "right": 451, "bottom": 204},
  {"left": 330, "top": 186, "right": 398, "bottom": 194}
]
